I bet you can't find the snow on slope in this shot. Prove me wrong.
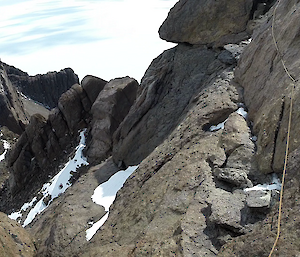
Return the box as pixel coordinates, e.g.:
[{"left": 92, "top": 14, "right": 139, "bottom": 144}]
[
  {"left": 0, "top": 133, "right": 10, "bottom": 161},
  {"left": 86, "top": 165, "right": 139, "bottom": 241},
  {"left": 8, "top": 130, "right": 89, "bottom": 226}
]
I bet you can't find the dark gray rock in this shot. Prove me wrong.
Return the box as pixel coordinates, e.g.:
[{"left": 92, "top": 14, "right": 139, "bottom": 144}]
[
  {"left": 86, "top": 77, "right": 138, "bottom": 163},
  {"left": 245, "top": 190, "right": 271, "bottom": 208},
  {"left": 0, "top": 62, "right": 29, "bottom": 134},
  {"left": 81, "top": 75, "right": 107, "bottom": 104},
  {"left": 5, "top": 64, "right": 79, "bottom": 109},
  {"left": 214, "top": 168, "right": 253, "bottom": 188},
  {"left": 113, "top": 44, "right": 232, "bottom": 167},
  {"left": 159, "top": 0, "right": 253, "bottom": 47}
]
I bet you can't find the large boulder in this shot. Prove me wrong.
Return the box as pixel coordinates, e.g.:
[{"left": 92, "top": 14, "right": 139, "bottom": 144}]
[
  {"left": 86, "top": 77, "right": 138, "bottom": 163},
  {"left": 0, "top": 212, "right": 37, "bottom": 256},
  {"left": 159, "top": 0, "right": 253, "bottom": 47}
]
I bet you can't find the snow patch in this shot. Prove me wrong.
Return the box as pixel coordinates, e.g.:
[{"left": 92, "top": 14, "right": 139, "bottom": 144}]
[
  {"left": 244, "top": 174, "right": 282, "bottom": 192},
  {"left": 209, "top": 119, "right": 228, "bottom": 132},
  {"left": 209, "top": 105, "right": 248, "bottom": 132},
  {"left": 0, "top": 138, "right": 10, "bottom": 161},
  {"left": 86, "top": 165, "right": 139, "bottom": 241},
  {"left": 8, "top": 130, "right": 89, "bottom": 227},
  {"left": 236, "top": 107, "right": 247, "bottom": 119}
]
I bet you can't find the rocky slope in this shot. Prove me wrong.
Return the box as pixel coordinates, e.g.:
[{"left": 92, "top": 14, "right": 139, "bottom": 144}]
[{"left": 1, "top": 0, "right": 300, "bottom": 256}]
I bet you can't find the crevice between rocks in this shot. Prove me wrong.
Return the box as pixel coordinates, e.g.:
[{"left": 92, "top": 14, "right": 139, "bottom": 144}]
[{"left": 271, "top": 98, "right": 285, "bottom": 171}]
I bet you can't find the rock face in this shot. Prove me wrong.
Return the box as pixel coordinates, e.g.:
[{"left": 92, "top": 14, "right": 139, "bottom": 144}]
[
  {"left": 0, "top": 62, "right": 29, "bottom": 134},
  {"left": 0, "top": 212, "right": 37, "bottom": 257},
  {"left": 159, "top": 0, "right": 253, "bottom": 47},
  {"left": 234, "top": 0, "right": 300, "bottom": 174},
  {"left": 2, "top": 0, "right": 300, "bottom": 256},
  {"left": 78, "top": 67, "right": 261, "bottom": 256},
  {"left": 86, "top": 77, "right": 138, "bottom": 164},
  {"left": 2, "top": 75, "right": 109, "bottom": 212},
  {"left": 113, "top": 44, "right": 235, "bottom": 166},
  {"left": 5, "top": 63, "right": 79, "bottom": 109},
  {"left": 27, "top": 158, "right": 119, "bottom": 257}
]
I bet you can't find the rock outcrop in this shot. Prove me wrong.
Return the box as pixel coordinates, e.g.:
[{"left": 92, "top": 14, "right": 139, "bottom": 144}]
[
  {"left": 0, "top": 62, "right": 29, "bottom": 134},
  {"left": 5, "top": 63, "right": 79, "bottom": 109},
  {"left": 86, "top": 77, "right": 138, "bottom": 164},
  {"left": 113, "top": 44, "right": 234, "bottom": 166},
  {"left": 2, "top": 75, "right": 109, "bottom": 212},
  {"left": 234, "top": 0, "right": 300, "bottom": 174},
  {"left": 2, "top": 0, "right": 300, "bottom": 256},
  {"left": 159, "top": 0, "right": 253, "bottom": 47},
  {"left": 0, "top": 212, "right": 37, "bottom": 257}
]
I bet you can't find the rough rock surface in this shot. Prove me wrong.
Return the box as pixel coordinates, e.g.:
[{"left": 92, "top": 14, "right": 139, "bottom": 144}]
[
  {"left": 159, "top": 0, "right": 253, "bottom": 47},
  {"left": 77, "top": 68, "right": 260, "bottom": 256},
  {"left": 113, "top": 44, "right": 237, "bottom": 166},
  {"left": 219, "top": 147, "right": 300, "bottom": 256},
  {"left": 0, "top": 212, "right": 36, "bottom": 257},
  {"left": 0, "top": 62, "right": 29, "bottom": 134},
  {"left": 5, "top": 63, "right": 79, "bottom": 109},
  {"left": 234, "top": 0, "right": 300, "bottom": 174},
  {"left": 2, "top": 75, "right": 108, "bottom": 212},
  {"left": 27, "top": 158, "right": 119, "bottom": 257},
  {"left": 86, "top": 77, "right": 138, "bottom": 163}
]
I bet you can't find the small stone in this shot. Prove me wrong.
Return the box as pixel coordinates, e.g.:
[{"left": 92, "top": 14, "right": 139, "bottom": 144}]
[{"left": 246, "top": 190, "right": 271, "bottom": 208}]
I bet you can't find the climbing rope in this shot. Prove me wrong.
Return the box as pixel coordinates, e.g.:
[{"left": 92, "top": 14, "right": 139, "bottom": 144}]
[{"left": 268, "top": 1, "right": 297, "bottom": 256}]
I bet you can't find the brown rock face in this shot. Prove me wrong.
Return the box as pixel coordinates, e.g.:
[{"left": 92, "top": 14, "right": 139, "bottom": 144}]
[
  {"left": 159, "top": 0, "right": 253, "bottom": 47},
  {"left": 27, "top": 159, "right": 120, "bottom": 257},
  {"left": 86, "top": 77, "right": 138, "bottom": 163},
  {"left": 0, "top": 212, "right": 37, "bottom": 256},
  {"left": 77, "top": 67, "right": 260, "bottom": 256},
  {"left": 3, "top": 76, "right": 108, "bottom": 212},
  {"left": 235, "top": 0, "right": 300, "bottom": 174},
  {"left": 0, "top": 62, "right": 29, "bottom": 134},
  {"left": 113, "top": 44, "right": 237, "bottom": 167}
]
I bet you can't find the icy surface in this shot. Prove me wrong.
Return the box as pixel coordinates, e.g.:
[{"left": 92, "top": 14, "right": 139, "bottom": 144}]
[
  {"left": 86, "top": 165, "right": 139, "bottom": 241},
  {"left": 244, "top": 174, "right": 282, "bottom": 192},
  {"left": 8, "top": 130, "right": 89, "bottom": 227}
]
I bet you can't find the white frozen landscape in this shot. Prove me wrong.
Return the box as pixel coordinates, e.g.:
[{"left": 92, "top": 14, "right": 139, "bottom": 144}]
[
  {"left": 86, "top": 165, "right": 139, "bottom": 241},
  {"left": 9, "top": 130, "right": 89, "bottom": 226}
]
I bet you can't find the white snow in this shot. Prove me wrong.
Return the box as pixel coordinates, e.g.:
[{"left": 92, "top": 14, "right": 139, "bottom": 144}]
[
  {"left": 236, "top": 107, "right": 248, "bottom": 119},
  {"left": 8, "top": 129, "right": 89, "bottom": 227},
  {"left": 209, "top": 119, "right": 228, "bottom": 132},
  {"left": 244, "top": 173, "right": 282, "bottom": 192},
  {"left": 0, "top": 138, "right": 10, "bottom": 161},
  {"left": 8, "top": 197, "right": 37, "bottom": 221},
  {"left": 86, "top": 165, "right": 139, "bottom": 241}
]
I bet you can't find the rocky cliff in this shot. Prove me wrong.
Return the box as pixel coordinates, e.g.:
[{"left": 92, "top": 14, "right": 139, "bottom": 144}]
[
  {"left": 1, "top": 0, "right": 300, "bottom": 256},
  {"left": 5, "top": 63, "right": 79, "bottom": 109}
]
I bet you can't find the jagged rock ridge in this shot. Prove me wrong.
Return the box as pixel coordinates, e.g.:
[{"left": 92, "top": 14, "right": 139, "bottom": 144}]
[{"left": 1, "top": 0, "right": 300, "bottom": 256}]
